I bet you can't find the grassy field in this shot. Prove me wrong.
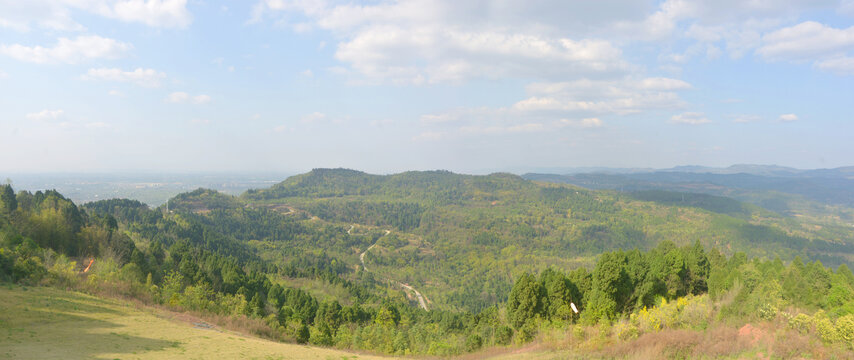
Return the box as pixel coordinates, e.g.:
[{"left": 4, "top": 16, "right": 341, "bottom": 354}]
[
  {"left": 1, "top": 285, "right": 844, "bottom": 360},
  {"left": 0, "top": 285, "right": 390, "bottom": 360}
]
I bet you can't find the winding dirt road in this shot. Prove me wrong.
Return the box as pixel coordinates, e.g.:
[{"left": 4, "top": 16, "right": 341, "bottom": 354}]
[{"left": 351, "top": 225, "right": 429, "bottom": 311}]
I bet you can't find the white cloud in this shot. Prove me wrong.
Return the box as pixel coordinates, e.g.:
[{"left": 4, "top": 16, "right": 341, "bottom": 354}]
[
  {"left": 105, "top": 0, "right": 192, "bottom": 28},
  {"left": 731, "top": 114, "right": 762, "bottom": 123},
  {"left": 108, "top": 89, "right": 123, "bottom": 97},
  {"left": 637, "top": 77, "right": 692, "bottom": 90},
  {"left": 778, "top": 113, "right": 799, "bottom": 122},
  {"left": 670, "top": 112, "right": 711, "bottom": 125},
  {"left": 254, "top": 0, "right": 634, "bottom": 84},
  {"left": 300, "top": 69, "right": 314, "bottom": 77},
  {"left": 558, "top": 118, "right": 604, "bottom": 128},
  {"left": 0, "top": 70, "right": 7, "bottom": 79},
  {"left": 1, "top": 36, "right": 131, "bottom": 64},
  {"left": 83, "top": 68, "right": 166, "bottom": 87},
  {"left": 420, "top": 113, "right": 460, "bottom": 124},
  {"left": 0, "top": 0, "right": 191, "bottom": 31},
  {"left": 26, "top": 109, "right": 65, "bottom": 121},
  {"left": 165, "top": 92, "right": 211, "bottom": 104},
  {"left": 189, "top": 118, "right": 210, "bottom": 125},
  {"left": 460, "top": 123, "right": 546, "bottom": 134},
  {"left": 300, "top": 112, "right": 326, "bottom": 123},
  {"left": 815, "top": 56, "right": 854, "bottom": 75},
  {"left": 758, "top": 21, "right": 854, "bottom": 61},
  {"left": 515, "top": 77, "right": 689, "bottom": 115},
  {"left": 335, "top": 27, "right": 629, "bottom": 84}
]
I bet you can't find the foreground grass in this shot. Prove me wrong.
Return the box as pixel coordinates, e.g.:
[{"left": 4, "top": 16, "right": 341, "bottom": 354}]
[
  {"left": 0, "top": 285, "right": 389, "bottom": 360},
  {"left": 2, "top": 285, "right": 848, "bottom": 360}
]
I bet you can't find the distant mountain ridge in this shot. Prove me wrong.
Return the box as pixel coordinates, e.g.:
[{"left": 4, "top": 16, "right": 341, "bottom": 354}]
[
  {"left": 524, "top": 165, "right": 854, "bottom": 222},
  {"left": 522, "top": 164, "right": 854, "bottom": 179}
]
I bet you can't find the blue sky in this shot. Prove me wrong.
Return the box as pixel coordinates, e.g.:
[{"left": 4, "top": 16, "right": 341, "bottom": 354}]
[{"left": 1, "top": 0, "right": 853, "bottom": 174}]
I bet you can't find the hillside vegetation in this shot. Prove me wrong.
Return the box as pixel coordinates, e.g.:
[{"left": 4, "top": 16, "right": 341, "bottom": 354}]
[{"left": 1, "top": 170, "right": 853, "bottom": 357}]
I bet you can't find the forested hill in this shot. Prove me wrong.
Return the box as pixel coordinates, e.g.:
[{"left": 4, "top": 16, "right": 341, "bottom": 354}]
[
  {"left": 244, "top": 168, "right": 530, "bottom": 204},
  {"left": 230, "top": 168, "right": 854, "bottom": 313}
]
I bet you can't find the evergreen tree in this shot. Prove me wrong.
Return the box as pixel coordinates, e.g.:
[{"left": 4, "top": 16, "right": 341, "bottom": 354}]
[{"left": 0, "top": 185, "right": 16, "bottom": 215}]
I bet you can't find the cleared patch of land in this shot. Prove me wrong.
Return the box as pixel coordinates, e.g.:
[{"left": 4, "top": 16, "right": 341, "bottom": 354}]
[{"left": 0, "top": 285, "right": 390, "bottom": 360}]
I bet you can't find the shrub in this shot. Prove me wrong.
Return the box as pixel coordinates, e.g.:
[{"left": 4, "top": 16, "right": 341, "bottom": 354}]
[
  {"left": 517, "top": 322, "right": 537, "bottom": 343},
  {"left": 495, "top": 325, "right": 513, "bottom": 345},
  {"left": 295, "top": 322, "right": 310, "bottom": 344},
  {"left": 814, "top": 316, "right": 840, "bottom": 343},
  {"left": 465, "top": 334, "right": 483, "bottom": 352},
  {"left": 13, "top": 256, "right": 45, "bottom": 284},
  {"left": 788, "top": 313, "right": 812, "bottom": 334},
  {"left": 758, "top": 302, "right": 778, "bottom": 321},
  {"left": 47, "top": 254, "right": 77, "bottom": 287},
  {"left": 614, "top": 321, "right": 639, "bottom": 340},
  {"left": 836, "top": 314, "right": 854, "bottom": 345}
]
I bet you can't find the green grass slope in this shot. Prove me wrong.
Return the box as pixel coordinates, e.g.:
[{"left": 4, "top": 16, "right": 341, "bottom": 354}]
[{"left": 0, "top": 285, "right": 389, "bottom": 360}]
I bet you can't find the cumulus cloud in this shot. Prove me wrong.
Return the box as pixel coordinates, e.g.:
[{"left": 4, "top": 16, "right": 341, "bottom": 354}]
[
  {"left": 757, "top": 21, "right": 854, "bottom": 61},
  {"left": 670, "top": 112, "right": 711, "bottom": 125},
  {"left": 731, "top": 114, "right": 762, "bottom": 123},
  {"left": 1, "top": 36, "right": 131, "bottom": 64},
  {"left": 253, "top": 0, "right": 634, "bottom": 84},
  {"left": 103, "top": 0, "right": 192, "bottom": 28},
  {"left": 515, "top": 77, "right": 689, "bottom": 115},
  {"left": 778, "top": 113, "right": 799, "bottom": 122},
  {"left": 26, "top": 109, "right": 65, "bottom": 121},
  {"left": 165, "top": 92, "right": 211, "bottom": 104},
  {"left": 0, "top": 0, "right": 191, "bottom": 31},
  {"left": 460, "top": 123, "right": 546, "bottom": 134},
  {"left": 815, "top": 56, "right": 854, "bottom": 75},
  {"left": 558, "top": 118, "right": 604, "bottom": 128},
  {"left": 82, "top": 68, "right": 166, "bottom": 87},
  {"left": 300, "top": 112, "right": 326, "bottom": 123}
]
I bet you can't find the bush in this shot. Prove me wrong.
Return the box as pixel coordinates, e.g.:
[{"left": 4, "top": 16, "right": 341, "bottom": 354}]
[
  {"left": 758, "top": 302, "right": 778, "bottom": 321},
  {"left": 295, "top": 322, "right": 310, "bottom": 344},
  {"left": 495, "top": 325, "right": 513, "bottom": 345},
  {"left": 13, "top": 256, "right": 45, "bottom": 284},
  {"left": 47, "top": 254, "right": 77, "bottom": 287},
  {"left": 614, "top": 321, "right": 639, "bottom": 340},
  {"left": 465, "top": 334, "right": 483, "bottom": 352},
  {"left": 517, "top": 322, "right": 537, "bottom": 343},
  {"left": 836, "top": 314, "right": 854, "bottom": 346},
  {"left": 788, "top": 313, "right": 812, "bottom": 334},
  {"left": 814, "top": 316, "right": 839, "bottom": 343}
]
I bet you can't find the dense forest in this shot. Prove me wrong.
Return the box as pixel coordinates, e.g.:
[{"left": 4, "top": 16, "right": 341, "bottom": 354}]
[{"left": 1, "top": 170, "right": 853, "bottom": 356}]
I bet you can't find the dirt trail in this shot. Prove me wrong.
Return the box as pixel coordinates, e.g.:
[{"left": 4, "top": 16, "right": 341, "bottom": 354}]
[{"left": 352, "top": 224, "right": 429, "bottom": 311}]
